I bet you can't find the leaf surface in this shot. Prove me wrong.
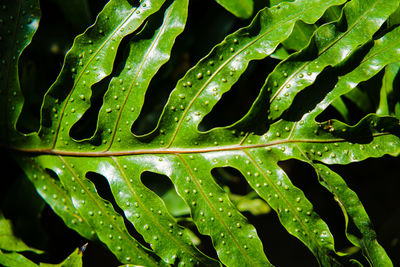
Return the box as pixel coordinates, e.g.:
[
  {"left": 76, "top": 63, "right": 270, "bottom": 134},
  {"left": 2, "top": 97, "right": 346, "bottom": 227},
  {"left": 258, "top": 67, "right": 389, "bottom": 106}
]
[
  {"left": 214, "top": 0, "right": 254, "bottom": 19},
  {"left": 4, "top": 0, "right": 400, "bottom": 266},
  {"left": 0, "top": 211, "right": 42, "bottom": 254}
]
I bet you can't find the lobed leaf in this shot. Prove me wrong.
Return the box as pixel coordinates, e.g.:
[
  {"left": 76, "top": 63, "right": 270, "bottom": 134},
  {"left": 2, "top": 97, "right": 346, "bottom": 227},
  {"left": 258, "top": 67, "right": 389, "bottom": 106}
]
[
  {"left": 38, "top": 0, "right": 166, "bottom": 149},
  {"left": 314, "top": 164, "right": 393, "bottom": 267},
  {"left": 36, "top": 155, "right": 165, "bottom": 266},
  {"left": 4, "top": 0, "right": 400, "bottom": 266},
  {"left": 0, "top": 0, "right": 41, "bottom": 146},
  {"left": 15, "top": 156, "right": 96, "bottom": 240},
  {"left": 155, "top": 0, "right": 346, "bottom": 148},
  {"left": 241, "top": 0, "right": 400, "bottom": 125}
]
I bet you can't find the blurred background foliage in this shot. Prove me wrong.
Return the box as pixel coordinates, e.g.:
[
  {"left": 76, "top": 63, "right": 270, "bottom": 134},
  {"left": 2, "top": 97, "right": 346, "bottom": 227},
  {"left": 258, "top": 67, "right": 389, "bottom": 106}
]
[{"left": 2, "top": 0, "right": 400, "bottom": 266}]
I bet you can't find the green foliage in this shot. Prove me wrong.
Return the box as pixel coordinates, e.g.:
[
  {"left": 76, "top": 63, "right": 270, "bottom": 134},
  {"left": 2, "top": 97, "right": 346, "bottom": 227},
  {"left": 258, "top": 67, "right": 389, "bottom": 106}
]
[{"left": 1, "top": 0, "right": 400, "bottom": 266}]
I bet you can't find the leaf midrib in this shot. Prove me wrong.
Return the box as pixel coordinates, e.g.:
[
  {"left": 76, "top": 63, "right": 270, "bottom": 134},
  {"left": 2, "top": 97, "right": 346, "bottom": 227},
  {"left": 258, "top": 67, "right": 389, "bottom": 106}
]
[{"left": 11, "top": 132, "right": 390, "bottom": 157}]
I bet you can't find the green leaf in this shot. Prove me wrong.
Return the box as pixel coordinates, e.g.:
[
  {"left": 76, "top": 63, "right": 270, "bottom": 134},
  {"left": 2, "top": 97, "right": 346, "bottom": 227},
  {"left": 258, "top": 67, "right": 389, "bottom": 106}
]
[
  {"left": 0, "top": 0, "right": 40, "bottom": 145},
  {"left": 37, "top": 0, "right": 167, "bottom": 149},
  {"left": 0, "top": 246, "right": 84, "bottom": 267},
  {"left": 4, "top": 0, "right": 400, "bottom": 266},
  {"left": 314, "top": 164, "right": 393, "bottom": 267},
  {"left": 378, "top": 62, "right": 400, "bottom": 116},
  {"left": 0, "top": 211, "right": 43, "bottom": 254},
  {"left": 331, "top": 97, "right": 350, "bottom": 121},
  {"left": 282, "top": 21, "right": 318, "bottom": 51},
  {"left": 0, "top": 250, "right": 38, "bottom": 267},
  {"left": 214, "top": 0, "right": 254, "bottom": 19},
  {"left": 230, "top": 191, "right": 271, "bottom": 216},
  {"left": 155, "top": 0, "right": 346, "bottom": 147},
  {"left": 16, "top": 156, "right": 96, "bottom": 240},
  {"left": 307, "top": 24, "right": 400, "bottom": 120},
  {"left": 388, "top": 4, "right": 400, "bottom": 26},
  {"left": 245, "top": 0, "right": 400, "bottom": 123},
  {"left": 40, "top": 247, "right": 83, "bottom": 267}
]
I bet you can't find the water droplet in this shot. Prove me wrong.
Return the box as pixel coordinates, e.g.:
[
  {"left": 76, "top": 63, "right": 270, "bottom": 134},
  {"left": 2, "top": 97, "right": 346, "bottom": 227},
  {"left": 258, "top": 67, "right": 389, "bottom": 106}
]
[{"left": 196, "top": 72, "right": 203, "bottom": 79}]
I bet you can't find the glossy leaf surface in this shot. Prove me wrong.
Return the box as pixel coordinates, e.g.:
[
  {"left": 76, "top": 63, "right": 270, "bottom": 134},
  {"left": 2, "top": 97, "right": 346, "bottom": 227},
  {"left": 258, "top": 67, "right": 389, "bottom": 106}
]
[
  {"left": 214, "top": 0, "right": 254, "bottom": 19},
  {"left": 3, "top": 0, "right": 400, "bottom": 266}
]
